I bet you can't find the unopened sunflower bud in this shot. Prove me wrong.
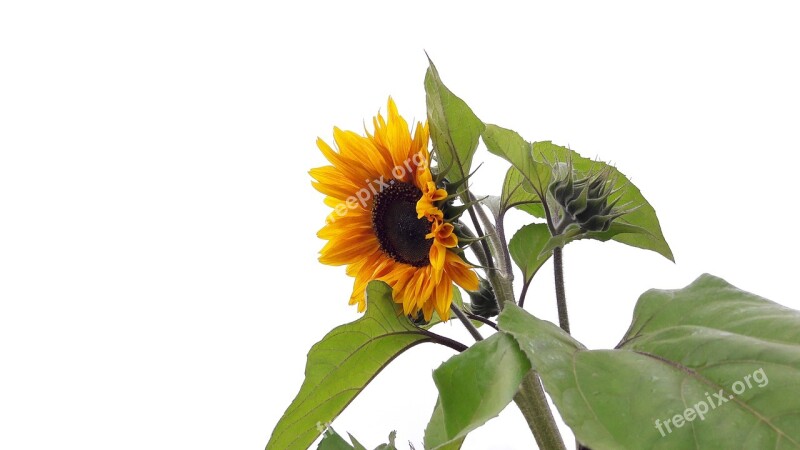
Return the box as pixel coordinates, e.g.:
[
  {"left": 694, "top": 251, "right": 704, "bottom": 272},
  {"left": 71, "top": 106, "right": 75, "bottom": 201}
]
[
  {"left": 468, "top": 278, "right": 499, "bottom": 319},
  {"left": 409, "top": 310, "right": 429, "bottom": 326},
  {"left": 548, "top": 161, "right": 626, "bottom": 233}
]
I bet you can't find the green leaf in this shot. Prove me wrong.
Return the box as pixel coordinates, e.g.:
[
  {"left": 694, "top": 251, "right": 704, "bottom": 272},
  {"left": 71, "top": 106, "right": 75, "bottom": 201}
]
[
  {"left": 267, "top": 282, "right": 430, "bottom": 450},
  {"left": 372, "top": 430, "right": 397, "bottom": 450},
  {"left": 425, "top": 333, "right": 531, "bottom": 448},
  {"left": 425, "top": 57, "right": 485, "bottom": 185},
  {"left": 508, "top": 223, "right": 552, "bottom": 284},
  {"left": 538, "top": 222, "right": 650, "bottom": 258},
  {"left": 423, "top": 399, "right": 466, "bottom": 450},
  {"left": 483, "top": 125, "right": 672, "bottom": 261},
  {"left": 500, "top": 167, "right": 545, "bottom": 218},
  {"left": 482, "top": 125, "right": 551, "bottom": 200},
  {"left": 619, "top": 274, "right": 800, "bottom": 348},
  {"left": 530, "top": 140, "right": 674, "bottom": 261},
  {"left": 317, "top": 427, "right": 396, "bottom": 450},
  {"left": 317, "top": 427, "right": 359, "bottom": 450},
  {"left": 347, "top": 434, "right": 368, "bottom": 450},
  {"left": 499, "top": 275, "right": 800, "bottom": 450}
]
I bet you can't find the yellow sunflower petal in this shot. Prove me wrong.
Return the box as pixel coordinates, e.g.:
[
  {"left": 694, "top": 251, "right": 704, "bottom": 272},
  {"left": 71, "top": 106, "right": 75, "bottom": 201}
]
[
  {"left": 317, "top": 208, "right": 370, "bottom": 239},
  {"left": 444, "top": 251, "right": 480, "bottom": 292},
  {"left": 314, "top": 98, "right": 478, "bottom": 321},
  {"left": 433, "top": 280, "right": 453, "bottom": 322},
  {"left": 426, "top": 221, "right": 458, "bottom": 248},
  {"left": 333, "top": 128, "right": 393, "bottom": 180},
  {"left": 319, "top": 232, "right": 379, "bottom": 266},
  {"left": 384, "top": 98, "right": 414, "bottom": 170},
  {"left": 422, "top": 301, "right": 435, "bottom": 323},
  {"left": 428, "top": 242, "right": 446, "bottom": 283},
  {"left": 317, "top": 135, "right": 379, "bottom": 191}
]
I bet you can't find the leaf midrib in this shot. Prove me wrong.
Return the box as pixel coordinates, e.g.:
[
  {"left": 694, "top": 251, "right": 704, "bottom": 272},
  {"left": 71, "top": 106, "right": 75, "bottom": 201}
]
[{"left": 273, "top": 331, "right": 428, "bottom": 449}]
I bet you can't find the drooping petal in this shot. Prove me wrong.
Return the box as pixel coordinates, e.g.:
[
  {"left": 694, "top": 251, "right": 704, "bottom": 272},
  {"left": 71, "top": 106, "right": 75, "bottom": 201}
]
[
  {"left": 428, "top": 242, "right": 446, "bottom": 284},
  {"left": 427, "top": 221, "right": 458, "bottom": 248},
  {"left": 444, "top": 251, "right": 480, "bottom": 292},
  {"left": 432, "top": 279, "right": 453, "bottom": 322}
]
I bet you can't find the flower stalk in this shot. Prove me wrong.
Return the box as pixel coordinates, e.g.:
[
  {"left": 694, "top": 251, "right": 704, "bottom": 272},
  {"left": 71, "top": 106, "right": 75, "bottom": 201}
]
[
  {"left": 514, "top": 372, "right": 567, "bottom": 450},
  {"left": 450, "top": 303, "right": 483, "bottom": 342},
  {"left": 467, "top": 193, "right": 566, "bottom": 450},
  {"left": 553, "top": 246, "right": 570, "bottom": 334}
]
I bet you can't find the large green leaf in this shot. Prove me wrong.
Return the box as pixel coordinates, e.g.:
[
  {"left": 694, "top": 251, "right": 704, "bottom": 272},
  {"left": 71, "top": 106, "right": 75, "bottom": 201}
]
[
  {"left": 482, "top": 124, "right": 672, "bottom": 261},
  {"left": 531, "top": 140, "right": 673, "bottom": 261},
  {"left": 620, "top": 274, "right": 800, "bottom": 347},
  {"left": 424, "top": 57, "right": 484, "bottom": 185},
  {"left": 508, "top": 223, "right": 552, "bottom": 284},
  {"left": 482, "top": 125, "right": 551, "bottom": 200},
  {"left": 425, "top": 333, "right": 531, "bottom": 448},
  {"left": 499, "top": 275, "right": 800, "bottom": 450},
  {"left": 422, "top": 399, "right": 466, "bottom": 450},
  {"left": 267, "top": 282, "right": 430, "bottom": 450},
  {"left": 500, "top": 166, "right": 545, "bottom": 217},
  {"left": 538, "top": 222, "right": 651, "bottom": 258}
]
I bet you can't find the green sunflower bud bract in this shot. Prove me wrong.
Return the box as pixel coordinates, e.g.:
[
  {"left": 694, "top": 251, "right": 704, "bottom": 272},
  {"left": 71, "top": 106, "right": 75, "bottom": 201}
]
[
  {"left": 548, "top": 160, "right": 627, "bottom": 233},
  {"left": 468, "top": 278, "right": 499, "bottom": 319},
  {"left": 409, "top": 310, "right": 429, "bottom": 326},
  {"left": 438, "top": 175, "right": 481, "bottom": 222}
]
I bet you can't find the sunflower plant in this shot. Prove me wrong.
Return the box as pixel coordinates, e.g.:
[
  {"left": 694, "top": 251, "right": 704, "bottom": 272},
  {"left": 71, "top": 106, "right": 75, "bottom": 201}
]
[{"left": 266, "top": 58, "right": 800, "bottom": 450}]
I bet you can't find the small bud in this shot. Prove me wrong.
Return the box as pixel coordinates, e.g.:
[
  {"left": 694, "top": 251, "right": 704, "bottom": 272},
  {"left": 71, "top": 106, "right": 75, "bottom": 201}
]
[
  {"left": 548, "top": 159, "right": 628, "bottom": 233},
  {"left": 409, "top": 310, "right": 429, "bottom": 326},
  {"left": 468, "top": 278, "right": 499, "bottom": 318}
]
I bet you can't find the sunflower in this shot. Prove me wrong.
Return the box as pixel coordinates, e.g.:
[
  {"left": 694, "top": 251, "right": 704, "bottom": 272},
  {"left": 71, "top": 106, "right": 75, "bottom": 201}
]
[{"left": 310, "top": 98, "right": 479, "bottom": 321}]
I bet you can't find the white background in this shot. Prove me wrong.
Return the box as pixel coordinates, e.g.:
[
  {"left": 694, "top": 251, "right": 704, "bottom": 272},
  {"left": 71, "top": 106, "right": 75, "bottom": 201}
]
[{"left": 2, "top": 1, "right": 799, "bottom": 449}]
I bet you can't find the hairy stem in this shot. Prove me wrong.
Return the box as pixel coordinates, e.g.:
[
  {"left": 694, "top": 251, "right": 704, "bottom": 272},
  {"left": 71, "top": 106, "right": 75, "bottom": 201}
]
[
  {"left": 493, "top": 211, "right": 515, "bottom": 280},
  {"left": 450, "top": 303, "right": 483, "bottom": 342},
  {"left": 466, "top": 313, "right": 498, "bottom": 331},
  {"left": 462, "top": 193, "right": 564, "bottom": 449},
  {"left": 471, "top": 197, "right": 515, "bottom": 312},
  {"left": 553, "top": 246, "right": 570, "bottom": 334},
  {"left": 518, "top": 281, "right": 531, "bottom": 308},
  {"left": 474, "top": 197, "right": 510, "bottom": 277},
  {"left": 514, "top": 372, "right": 567, "bottom": 450},
  {"left": 466, "top": 203, "right": 495, "bottom": 271},
  {"left": 417, "top": 328, "right": 468, "bottom": 353}
]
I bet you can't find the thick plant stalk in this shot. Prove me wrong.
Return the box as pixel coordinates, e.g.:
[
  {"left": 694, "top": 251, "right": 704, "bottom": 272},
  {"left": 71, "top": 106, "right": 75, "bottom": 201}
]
[
  {"left": 514, "top": 372, "right": 567, "bottom": 450},
  {"left": 469, "top": 199, "right": 565, "bottom": 450},
  {"left": 553, "top": 246, "right": 587, "bottom": 449}
]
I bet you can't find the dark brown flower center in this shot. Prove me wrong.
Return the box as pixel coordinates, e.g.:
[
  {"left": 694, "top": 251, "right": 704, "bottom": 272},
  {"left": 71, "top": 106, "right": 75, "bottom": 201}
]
[{"left": 371, "top": 181, "right": 432, "bottom": 267}]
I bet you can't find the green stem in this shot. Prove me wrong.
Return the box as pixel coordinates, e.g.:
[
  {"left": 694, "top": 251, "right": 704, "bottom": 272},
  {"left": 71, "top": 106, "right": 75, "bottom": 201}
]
[
  {"left": 457, "top": 219, "right": 504, "bottom": 316},
  {"left": 466, "top": 313, "right": 498, "bottom": 331},
  {"left": 450, "top": 303, "right": 483, "bottom": 342},
  {"left": 417, "top": 328, "right": 468, "bottom": 353},
  {"left": 478, "top": 204, "right": 565, "bottom": 450},
  {"left": 518, "top": 280, "right": 531, "bottom": 308},
  {"left": 553, "top": 246, "right": 570, "bottom": 334},
  {"left": 465, "top": 201, "right": 495, "bottom": 271},
  {"left": 514, "top": 372, "right": 566, "bottom": 450},
  {"left": 474, "top": 198, "right": 511, "bottom": 279},
  {"left": 493, "top": 212, "right": 515, "bottom": 281},
  {"left": 456, "top": 192, "right": 565, "bottom": 449},
  {"left": 471, "top": 198, "right": 515, "bottom": 313},
  {"left": 551, "top": 248, "right": 584, "bottom": 448}
]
